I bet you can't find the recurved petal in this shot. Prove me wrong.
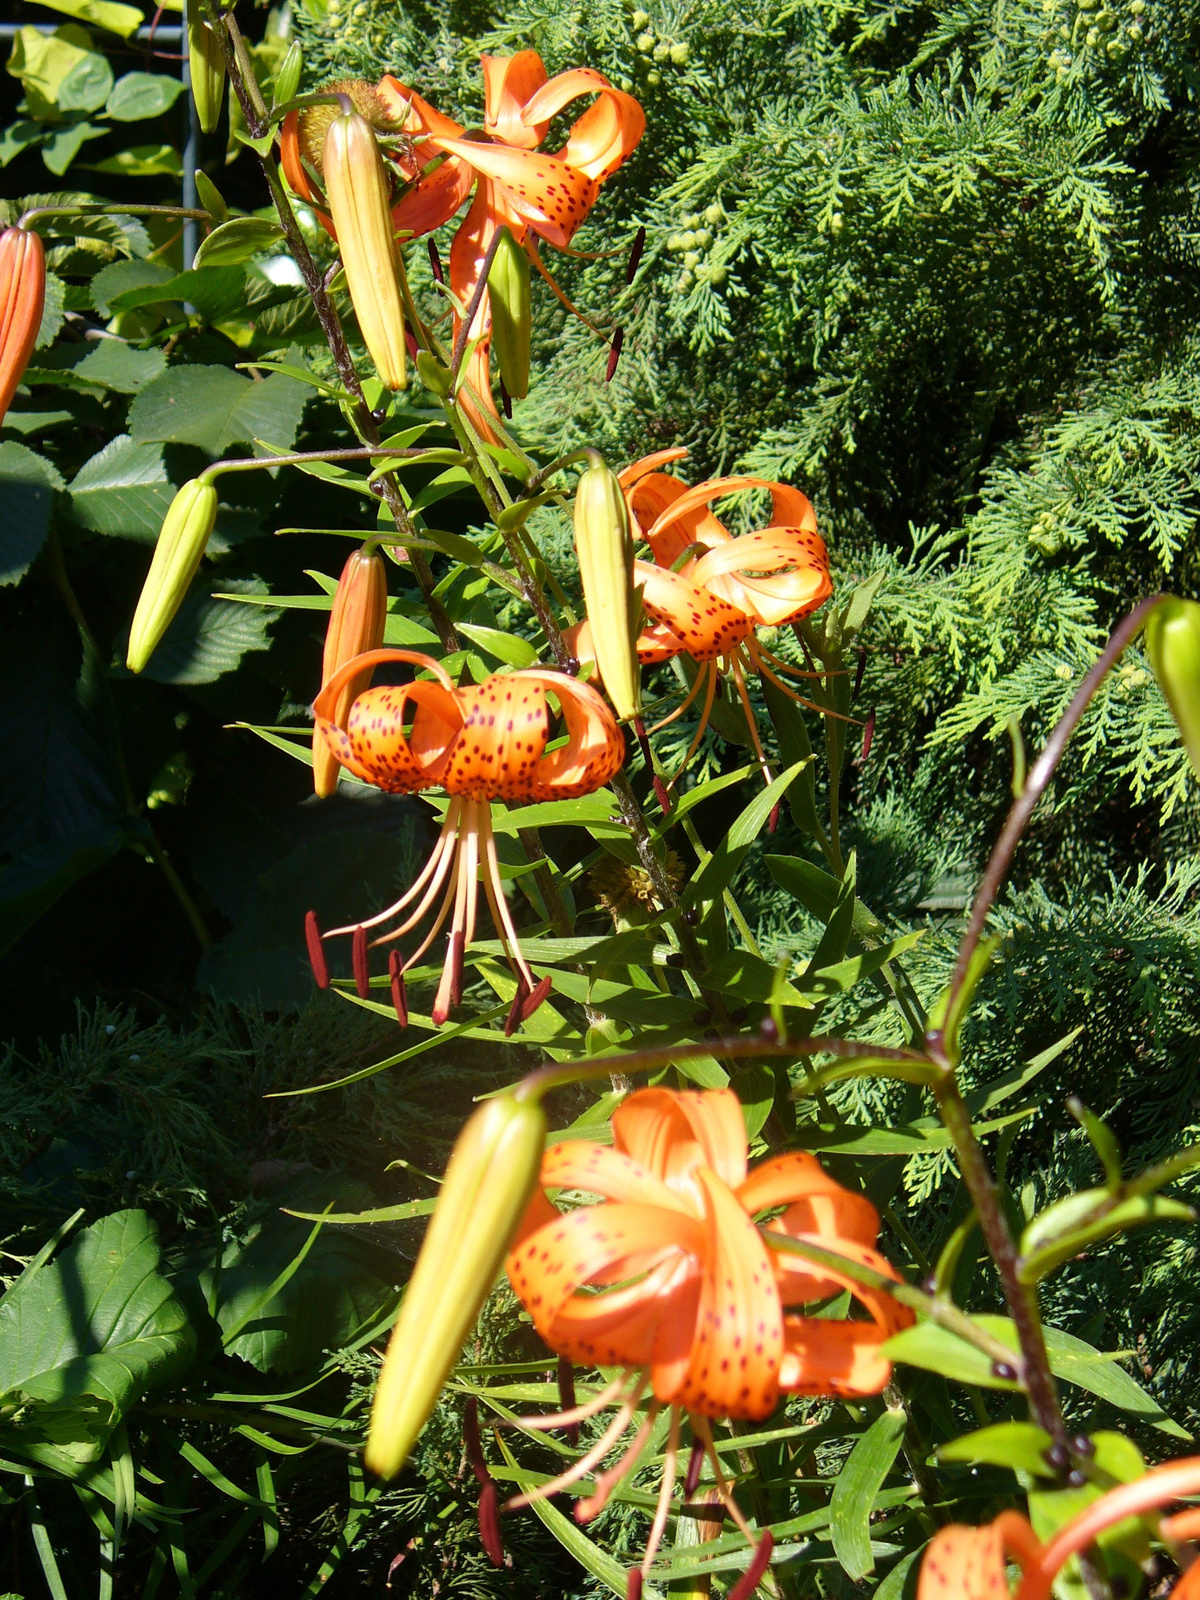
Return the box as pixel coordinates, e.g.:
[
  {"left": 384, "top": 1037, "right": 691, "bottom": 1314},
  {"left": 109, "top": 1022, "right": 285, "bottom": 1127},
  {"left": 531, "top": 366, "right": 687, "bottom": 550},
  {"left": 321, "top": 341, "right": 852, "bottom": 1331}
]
[
  {"left": 644, "top": 475, "right": 775, "bottom": 550},
  {"left": 521, "top": 671, "right": 625, "bottom": 800},
  {"left": 778, "top": 1319, "right": 893, "bottom": 1397},
  {"left": 625, "top": 470, "right": 723, "bottom": 566},
  {"left": 673, "top": 1090, "right": 748, "bottom": 1190},
  {"left": 482, "top": 50, "right": 548, "bottom": 147},
  {"left": 520, "top": 66, "right": 611, "bottom": 125},
  {"left": 376, "top": 74, "right": 464, "bottom": 140},
  {"left": 430, "top": 137, "right": 597, "bottom": 248},
  {"left": 738, "top": 1152, "right": 880, "bottom": 1247},
  {"left": 441, "top": 674, "right": 548, "bottom": 800},
  {"left": 506, "top": 1201, "right": 705, "bottom": 1348},
  {"left": 391, "top": 152, "right": 475, "bottom": 239},
  {"left": 638, "top": 561, "right": 753, "bottom": 662},
  {"left": 547, "top": 1253, "right": 701, "bottom": 1371},
  {"left": 344, "top": 679, "right": 462, "bottom": 792},
  {"left": 918, "top": 1514, "right": 1043, "bottom": 1600},
  {"left": 618, "top": 448, "right": 689, "bottom": 489},
  {"left": 769, "top": 1230, "right": 914, "bottom": 1340},
  {"left": 676, "top": 1167, "right": 784, "bottom": 1419},
  {"left": 558, "top": 85, "right": 646, "bottom": 180},
  {"left": 541, "top": 1141, "right": 688, "bottom": 1212}
]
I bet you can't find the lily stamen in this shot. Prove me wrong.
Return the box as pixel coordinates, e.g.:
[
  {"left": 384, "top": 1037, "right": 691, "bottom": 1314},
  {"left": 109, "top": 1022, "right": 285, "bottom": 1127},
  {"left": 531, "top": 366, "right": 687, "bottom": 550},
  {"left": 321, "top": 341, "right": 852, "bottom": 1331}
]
[{"left": 501, "top": 1373, "right": 651, "bottom": 1513}]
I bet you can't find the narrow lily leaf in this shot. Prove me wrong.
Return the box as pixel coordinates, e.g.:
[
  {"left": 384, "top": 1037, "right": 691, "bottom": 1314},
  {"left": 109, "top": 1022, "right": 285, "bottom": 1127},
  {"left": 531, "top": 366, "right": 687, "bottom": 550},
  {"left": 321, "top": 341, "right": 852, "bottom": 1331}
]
[
  {"left": 456, "top": 622, "right": 538, "bottom": 667},
  {"left": 830, "top": 1408, "right": 908, "bottom": 1580},
  {"left": 692, "top": 761, "right": 810, "bottom": 903},
  {"left": 925, "top": 935, "right": 1002, "bottom": 1066},
  {"left": 284, "top": 1199, "right": 437, "bottom": 1225},
  {"left": 1018, "top": 1193, "right": 1195, "bottom": 1285},
  {"left": 937, "top": 1421, "right": 1054, "bottom": 1476},
  {"left": 765, "top": 853, "right": 885, "bottom": 938}
]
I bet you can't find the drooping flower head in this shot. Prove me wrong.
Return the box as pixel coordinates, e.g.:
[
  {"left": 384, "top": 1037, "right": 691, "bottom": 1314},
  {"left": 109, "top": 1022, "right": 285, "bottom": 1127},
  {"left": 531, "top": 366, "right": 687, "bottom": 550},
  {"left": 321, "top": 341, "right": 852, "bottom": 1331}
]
[
  {"left": 385, "top": 54, "right": 644, "bottom": 437},
  {"left": 569, "top": 450, "right": 833, "bottom": 787},
  {"left": 494, "top": 1087, "right": 912, "bottom": 1588},
  {"left": 306, "top": 648, "right": 624, "bottom": 1029}
]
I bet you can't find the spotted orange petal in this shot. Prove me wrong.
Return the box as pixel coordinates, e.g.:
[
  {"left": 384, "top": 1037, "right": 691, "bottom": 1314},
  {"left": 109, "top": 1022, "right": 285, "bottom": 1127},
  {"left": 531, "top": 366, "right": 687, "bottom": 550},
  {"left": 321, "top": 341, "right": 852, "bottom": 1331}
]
[
  {"left": 737, "top": 1150, "right": 880, "bottom": 1249},
  {"left": 440, "top": 673, "right": 549, "bottom": 800},
  {"left": 676, "top": 1167, "right": 784, "bottom": 1419},
  {"left": 627, "top": 471, "right": 732, "bottom": 567},
  {"left": 312, "top": 648, "right": 460, "bottom": 792},
  {"left": 429, "top": 137, "right": 598, "bottom": 249},
  {"left": 390, "top": 150, "right": 475, "bottom": 239},
  {"left": 482, "top": 50, "right": 548, "bottom": 148},
  {"left": 521, "top": 68, "right": 646, "bottom": 181},
  {"left": 919, "top": 1514, "right": 1042, "bottom": 1600},
  {"left": 613, "top": 1088, "right": 747, "bottom": 1194},
  {"left": 692, "top": 525, "right": 831, "bottom": 628},
  {"left": 548, "top": 1254, "right": 703, "bottom": 1374},
  {"left": 637, "top": 561, "right": 753, "bottom": 661},
  {"left": 519, "top": 670, "right": 625, "bottom": 800},
  {"left": 617, "top": 448, "right": 689, "bottom": 489},
  {"left": 540, "top": 1140, "right": 691, "bottom": 1213}
]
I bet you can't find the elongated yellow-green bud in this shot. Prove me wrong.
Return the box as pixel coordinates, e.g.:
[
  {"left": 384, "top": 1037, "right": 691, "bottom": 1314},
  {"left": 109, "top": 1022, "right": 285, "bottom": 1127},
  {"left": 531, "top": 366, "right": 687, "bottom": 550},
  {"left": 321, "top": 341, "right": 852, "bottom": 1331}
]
[
  {"left": 323, "top": 110, "right": 408, "bottom": 391},
  {"left": 127, "top": 479, "right": 218, "bottom": 673},
  {"left": 573, "top": 454, "right": 641, "bottom": 721},
  {"left": 1145, "top": 596, "right": 1200, "bottom": 780},
  {"left": 187, "top": 12, "right": 226, "bottom": 136},
  {"left": 365, "top": 1092, "right": 546, "bottom": 1479},
  {"left": 313, "top": 547, "right": 387, "bottom": 797},
  {"left": 487, "top": 227, "right": 531, "bottom": 401}
]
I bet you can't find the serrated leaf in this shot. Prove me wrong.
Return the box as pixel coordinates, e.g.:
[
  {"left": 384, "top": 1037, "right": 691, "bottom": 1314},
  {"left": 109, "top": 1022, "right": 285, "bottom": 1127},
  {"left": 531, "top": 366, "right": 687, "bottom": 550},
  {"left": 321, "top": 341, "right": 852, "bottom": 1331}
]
[
  {"left": 0, "top": 441, "right": 63, "bottom": 584},
  {"left": 89, "top": 258, "right": 172, "bottom": 316},
  {"left": 0, "top": 1210, "right": 194, "bottom": 1463},
  {"left": 67, "top": 434, "right": 175, "bottom": 540},
  {"left": 128, "top": 364, "right": 309, "bottom": 456},
  {"left": 830, "top": 1409, "right": 907, "bottom": 1579},
  {"left": 86, "top": 143, "right": 182, "bottom": 178},
  {"left": 127, "top": 577, "right": 279, "bottom": 684},
  {"left": 109, "top": 265, "right": 248, "bottom": 323},
  {"left": 105, "top": 71, "right": 185, "bottom": 121},
  {"left": 34, "top": 269, "right": 65, "bottom": 348}
]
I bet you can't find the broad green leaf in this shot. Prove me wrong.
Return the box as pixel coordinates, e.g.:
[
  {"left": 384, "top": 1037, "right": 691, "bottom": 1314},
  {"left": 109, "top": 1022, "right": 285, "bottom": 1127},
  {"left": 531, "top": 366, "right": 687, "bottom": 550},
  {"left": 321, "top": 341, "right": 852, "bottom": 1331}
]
[
  {"left": 86, "top": 143, "right": 183, "bottom": 178},
  {"left": 109, "top": 266, "right": 249, "bottom": 324},
  {"left": 56, "top": 50, "right": 113, "bottom": 114},
  {"left": 795, "top": 1102, "right": 1037, "bottom": 1154},
  {"left": 105, "top": 71, "right": 185, "bottom": 121},
  {"left": 456, "top": 621, "right": 539, "bottom": 668},
  {"left": 67, "top": 434, "right": 174, "bottom": 540},
  {"left": 7, "top": 26, "right": 99, "bottom": 116},
  {"left": 34, "top": 268, "right": 65, "bottom": 347},
  {"left": 193, "top": 216, "right": 286, "bottom": 268},
  {"left": 0, "top": 119, "right": 46, "bottom": 167},
  {"left": 1018, "top": 1192, "right": 1194, "bottom": 1285},
  {"left": 830, "top": 1409, "right": 907, "bottom": 1579},
  {"left": 126, "top": 577, "right": 279, "bottom": 685},
  {"left": 70, "top": 340, "right": 166, "bottom": 393},
  {"left": 25, "top": 0, "right": 144, "bottom": 35},
  {"left": 42, "top": 121, "right": 106, "bottom": 176},
  {"left": 873, "top": 1547, "right": 922, "bottom": 1600},
  {"left": 937, "top": 1421, "right": 1053, "bottom": 1476},
  {"left": 0, "top": 1210, "right": 194, "bottom": 1462},
  {"left": 89, "top": 258, "right": 172, "bottom": 316},
  {"left": 128, "top": 364, "right": 309, "bottom": 456},
  {"left": 0, "top": 440, "right": 63, "bottom": 584}
]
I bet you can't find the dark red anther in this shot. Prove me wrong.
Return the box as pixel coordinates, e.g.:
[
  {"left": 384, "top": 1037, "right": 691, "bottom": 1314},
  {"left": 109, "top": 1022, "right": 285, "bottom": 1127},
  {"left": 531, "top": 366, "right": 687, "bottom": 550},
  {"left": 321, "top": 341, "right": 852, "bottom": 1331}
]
[
  {"left": 386, "top": 1541, "right": 415, "bottom": 1585},
  {"left": 626, "top": 1570, "right": 644, "bottom": 1600},
  {"left": 767, "top": 800, "right": 781, "bottom": 834},
  {"left": 860, "top": 709, "right": 876, "bottom": 764},
  {"left": 728, "top": 1530, "right": 774, "bottom": 1600},
  {"left": 478, "top": 1479, "right": 505, "bottom": 1567},
  {"left": 606, "top": 326, "right": 624, "bottom": 383},
  {"left": 352, "top": 925, "right": 370, "bottom": 998},
  {"left": 684, "top": 1437, "right": 705, "bottom": 1496},
  {"left": 653, "top": 773, "right": 672, "bottom": 813},
  {"left": 522, "top": 974, "right": 553, "bottom": 1019},
  {"left": 464, "top": 1397, "right": 490, "bottom": 1484},
  {"left": 626, "top": 225, "right": 646, "bottom": 285},
  {"left": 557, "top": 1357, "right": 579, "bottom": 1446},
  {"left": 852, "top": 645, "right": 867, "bottom": 701},
  {"left": 427, "top": 237, "right": 444, "bottom": 284},
  {"left": 405, "top": 328, "right": 419, "bottom": 362},
  {"left": 499, "top": 377, "right": 513, "bottom": 419},
  {"left": 388, "top": 949, "right": 408, "bottom": 1028},
  {"left": 305, "top": 910, "right": 329, "bottom": 989},
  {"left": 504, "top": 977, "right": 528, "bottom": 1038},
  {"left": 448, "top": 929, "right": 464, "bottom": 1009},
  {"left": 633, "top": 716, "right": 653, "bottom": 766}
]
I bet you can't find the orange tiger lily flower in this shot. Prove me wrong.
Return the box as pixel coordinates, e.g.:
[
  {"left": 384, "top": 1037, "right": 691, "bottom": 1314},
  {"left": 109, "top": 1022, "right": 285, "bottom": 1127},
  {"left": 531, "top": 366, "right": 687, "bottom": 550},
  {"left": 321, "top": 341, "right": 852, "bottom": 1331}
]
[
  {"left": 498, "top": 1087, "right": 911, "bottom": 1590},
  {"left": 569, "top": 449, "right": 832, "bottom": 788},
  {"left": 376, "top": 54, "right": 644, "bottom": 439},
  {"left": 306, "top": 648, "right": 623, "bottom": 1029},
  {"left": 918, "top": 1455, "right": 1200, "bottom": 1600}
]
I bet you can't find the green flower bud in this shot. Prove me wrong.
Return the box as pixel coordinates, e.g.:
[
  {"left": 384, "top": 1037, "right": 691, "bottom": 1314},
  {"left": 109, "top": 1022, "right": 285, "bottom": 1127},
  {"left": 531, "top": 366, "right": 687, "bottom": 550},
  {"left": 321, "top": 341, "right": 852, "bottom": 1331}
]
[
  {"left": 127, "top": 479, "right": 219, "bottom": 673},
  {"left": 1145, "top": 597, "right": 1200, "bottom": 781},
  {"left": 273, "top": 40, "right": 303, "bottom": 109},
  {"left": 487, "top": 227, "right": 531, "bottom": 401},
  {"left": 573, "top": 454, "right": 641, "bottom": 722},
  {"left": 187, "top": 14, "right": 227, "bottom": 136},
  {"left": 365, "top": 1093, "right": 547, "bottom": 1479}
]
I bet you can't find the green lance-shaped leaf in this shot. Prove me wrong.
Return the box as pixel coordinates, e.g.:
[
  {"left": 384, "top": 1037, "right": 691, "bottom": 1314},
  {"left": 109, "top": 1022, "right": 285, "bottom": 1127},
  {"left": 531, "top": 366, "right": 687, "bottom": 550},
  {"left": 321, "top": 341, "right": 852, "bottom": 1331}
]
[
  {"left": 126, "top": 477, "right": 218, "bottom": 673},
  {"left": 272, "top": 40, "right": 302, "bottom": 110},
  {"left": 830, "top": 1407, "right": 908, "bottom": 1580},
  {"left": 1145, "top": 595, "right": 1200, "bottom": 781},
  {"left": 487, "top": 227, "right": 531, "bottom": 400},
  {"left": 187, "top": 12, "right": 227, "bottom": 136},
  {"left": 365, "top": 1091, "right": 547, "bottom": 1479}
]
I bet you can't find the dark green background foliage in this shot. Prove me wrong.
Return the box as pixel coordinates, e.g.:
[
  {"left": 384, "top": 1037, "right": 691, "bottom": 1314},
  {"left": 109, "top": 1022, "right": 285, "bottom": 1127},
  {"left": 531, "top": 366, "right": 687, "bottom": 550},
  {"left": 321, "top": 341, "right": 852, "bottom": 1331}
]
[{"left": 2, "top": 0, "right": 1200, "bottom": 1589}]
